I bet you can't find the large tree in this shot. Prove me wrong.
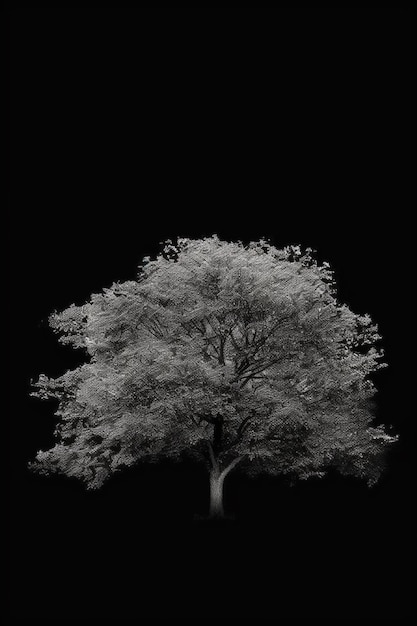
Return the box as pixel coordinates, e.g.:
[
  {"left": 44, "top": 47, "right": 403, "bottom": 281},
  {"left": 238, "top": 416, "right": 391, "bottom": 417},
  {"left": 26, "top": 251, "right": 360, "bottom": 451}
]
[{"left": 30, "top": 237, "right": 397, "bottom": 518}]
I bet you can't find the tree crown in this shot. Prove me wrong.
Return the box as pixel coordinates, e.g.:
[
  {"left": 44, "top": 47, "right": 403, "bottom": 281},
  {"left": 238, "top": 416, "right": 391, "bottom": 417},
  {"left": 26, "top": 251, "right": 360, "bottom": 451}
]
[{"left": 30, "top": 236, "right": 397, "bottom": 488}]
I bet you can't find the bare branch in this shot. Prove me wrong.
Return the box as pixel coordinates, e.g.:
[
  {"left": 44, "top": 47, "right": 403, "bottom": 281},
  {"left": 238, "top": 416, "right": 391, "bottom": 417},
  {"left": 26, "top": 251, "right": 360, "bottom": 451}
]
[
  {"left": 239, "top": 361, "right": 279, "bottom": 388},
  {"left": 237, "top": 414, "right": 253, "bottom": 436},
  {"left": 218, "top": 337, "right": 225, "bottom": 365},
  {"left": 207, "top": 441, "right": 218, "bottom": 470},
  {"left": 220, "top": 455, "right": 245, "bottom": 480}
]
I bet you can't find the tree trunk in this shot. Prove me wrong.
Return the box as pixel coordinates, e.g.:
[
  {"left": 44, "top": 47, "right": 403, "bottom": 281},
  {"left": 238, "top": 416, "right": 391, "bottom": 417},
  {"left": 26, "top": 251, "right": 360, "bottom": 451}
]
[
  {"left": 209, "top": 470, "right": 225, "bottom": 519},
  {"left": 206, "top": 442, "right": 244, "bottom": 520}
]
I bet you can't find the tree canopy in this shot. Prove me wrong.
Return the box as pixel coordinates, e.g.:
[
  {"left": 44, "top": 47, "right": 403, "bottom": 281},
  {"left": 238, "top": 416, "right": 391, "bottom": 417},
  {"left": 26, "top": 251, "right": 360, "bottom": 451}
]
[{"left": 30, "top": 236, "right": 397, "bottom": 492}]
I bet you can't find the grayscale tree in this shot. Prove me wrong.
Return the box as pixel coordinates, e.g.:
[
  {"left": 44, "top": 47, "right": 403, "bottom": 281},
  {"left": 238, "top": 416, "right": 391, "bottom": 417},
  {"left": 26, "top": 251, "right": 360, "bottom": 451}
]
[{"left": 30, "top": 236, "right": 397, "bottom": 518}]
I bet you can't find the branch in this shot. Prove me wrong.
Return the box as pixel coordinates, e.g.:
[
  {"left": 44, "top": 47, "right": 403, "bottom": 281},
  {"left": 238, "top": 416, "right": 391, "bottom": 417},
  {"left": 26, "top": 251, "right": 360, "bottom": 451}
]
[
  {"left": 228, "top": 326, "right": 242, "bottom": 352},
  {"left": 220, "top": 455, "right": 245, "bottom": 480},
  {"left": 213, "top": 414, "right": 224, "bottom": 452},
  {"left": 183, "top": 318, "right": 222, "bottom": 359},
  {"left": 141, "top": 322, "right": 162, "bottom": 339},
  {"left": 236, "top": 359, "right": 279, "bottom": 387},
  {"left": 248, "top": 314, "right": 292, "bottom": 357},
  {"left": 207, "top": 441, "right": 218, "bottom": 470},
  {"left": 237, "top": 414, "right": 253, "bottom": 436},
  {"left": 218, "top": 337, "right": 225, "bottom": 365},
  {"left": 222, "top": 414, "right": 254, "bottom": 451}
]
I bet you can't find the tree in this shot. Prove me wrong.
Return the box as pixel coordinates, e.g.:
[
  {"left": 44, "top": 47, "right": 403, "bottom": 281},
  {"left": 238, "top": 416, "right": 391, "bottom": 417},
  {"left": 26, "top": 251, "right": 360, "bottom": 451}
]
[{"left": 30, "top": 236, "right": 397, "bottom": 518}]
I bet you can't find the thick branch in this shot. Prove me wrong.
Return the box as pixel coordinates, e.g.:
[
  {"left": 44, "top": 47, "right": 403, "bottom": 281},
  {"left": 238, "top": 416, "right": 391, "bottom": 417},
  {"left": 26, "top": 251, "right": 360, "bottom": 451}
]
[
  {"left": 218, "top": 337, "right": 226, "bottom": 365},
  {"left": 213, "top": 414, "right": 224, "bottom": 452},
  {"left": 207, "top": 441, "right": 218, "bottom": 470},
  {"left": 220, "top": 455, "right": 245, "bottom": 480}
]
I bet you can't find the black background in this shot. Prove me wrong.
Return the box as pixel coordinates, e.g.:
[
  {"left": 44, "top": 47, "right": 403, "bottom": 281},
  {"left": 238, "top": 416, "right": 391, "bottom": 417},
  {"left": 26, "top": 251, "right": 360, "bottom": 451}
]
[{"left": 8, "top": 8, "right": 415, "bottom": 621}]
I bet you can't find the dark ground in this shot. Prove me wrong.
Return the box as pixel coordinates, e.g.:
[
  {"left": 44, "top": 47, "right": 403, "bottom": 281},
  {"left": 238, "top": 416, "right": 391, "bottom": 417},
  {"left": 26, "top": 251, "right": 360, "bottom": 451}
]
[{"left": 7, "top": 7, "right": 415, "bottom": 621}]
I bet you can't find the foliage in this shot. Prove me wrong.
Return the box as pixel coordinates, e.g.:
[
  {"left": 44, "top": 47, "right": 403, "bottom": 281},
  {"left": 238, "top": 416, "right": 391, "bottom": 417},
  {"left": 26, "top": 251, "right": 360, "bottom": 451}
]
[{"left": 30, "top": 236, "right": 397, "bottom": 489}]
